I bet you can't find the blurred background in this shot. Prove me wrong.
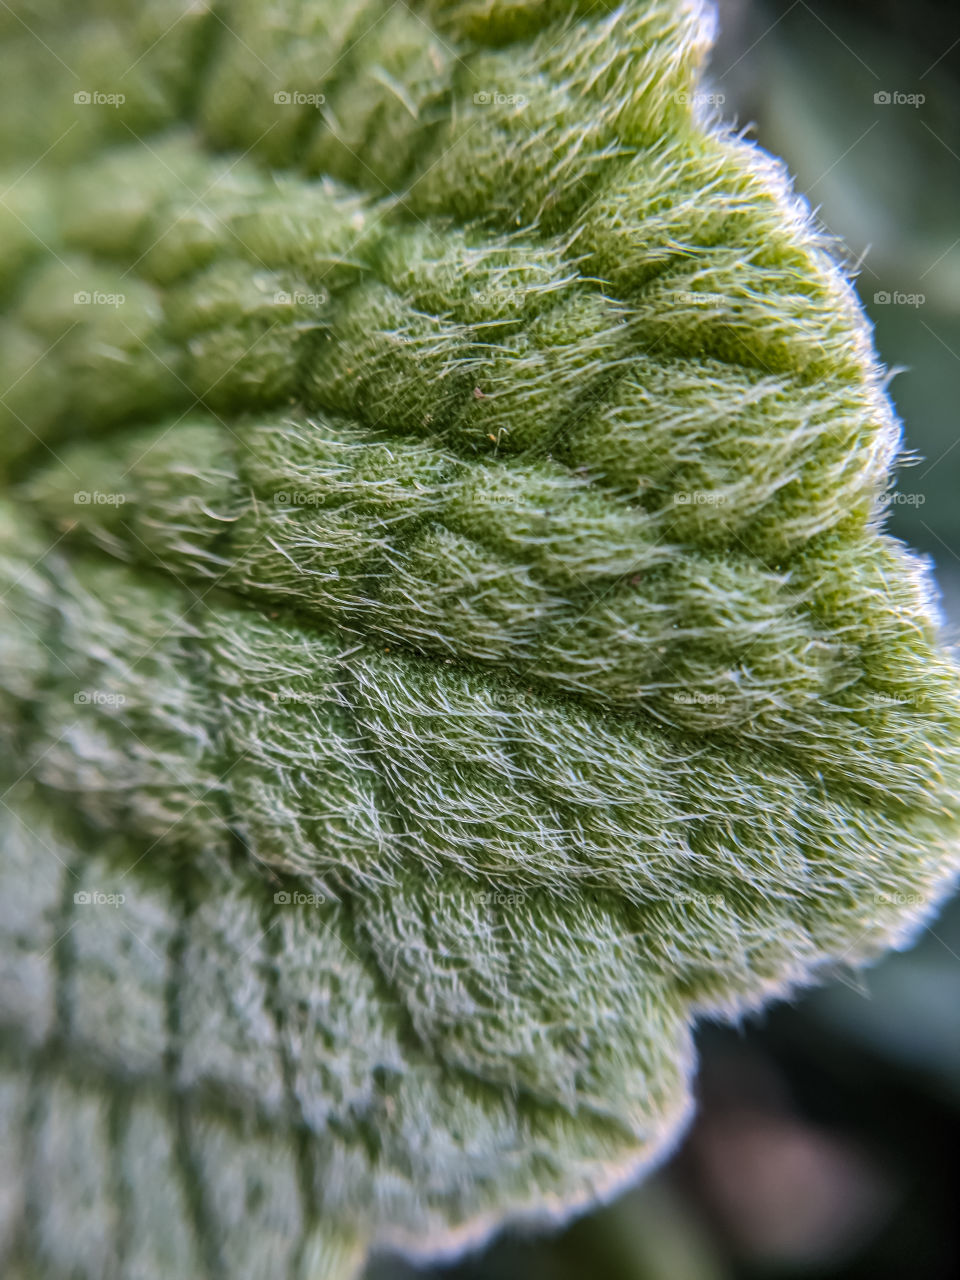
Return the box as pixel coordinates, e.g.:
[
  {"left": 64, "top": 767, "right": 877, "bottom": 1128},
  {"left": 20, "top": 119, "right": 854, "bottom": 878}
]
[{"left": 371, "top": 2, "right": 960, "bottom": 1277}]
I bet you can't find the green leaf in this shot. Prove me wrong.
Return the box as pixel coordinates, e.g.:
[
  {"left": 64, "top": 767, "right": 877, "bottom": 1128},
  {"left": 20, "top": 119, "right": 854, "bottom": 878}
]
[{"left": 1, "top": 1, "right": 959, "bottom": 1275}]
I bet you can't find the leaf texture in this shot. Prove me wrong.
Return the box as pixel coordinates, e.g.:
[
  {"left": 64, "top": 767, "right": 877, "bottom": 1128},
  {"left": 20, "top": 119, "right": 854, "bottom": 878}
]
[{"left": 1, "top": 0, "right": 959, "bottom": 1276}]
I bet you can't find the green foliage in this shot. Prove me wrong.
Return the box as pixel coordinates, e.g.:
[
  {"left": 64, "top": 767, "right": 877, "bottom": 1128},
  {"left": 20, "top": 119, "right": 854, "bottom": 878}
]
[{"left": 1, "top": 1, "right": 959, "bottom": 1277}]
